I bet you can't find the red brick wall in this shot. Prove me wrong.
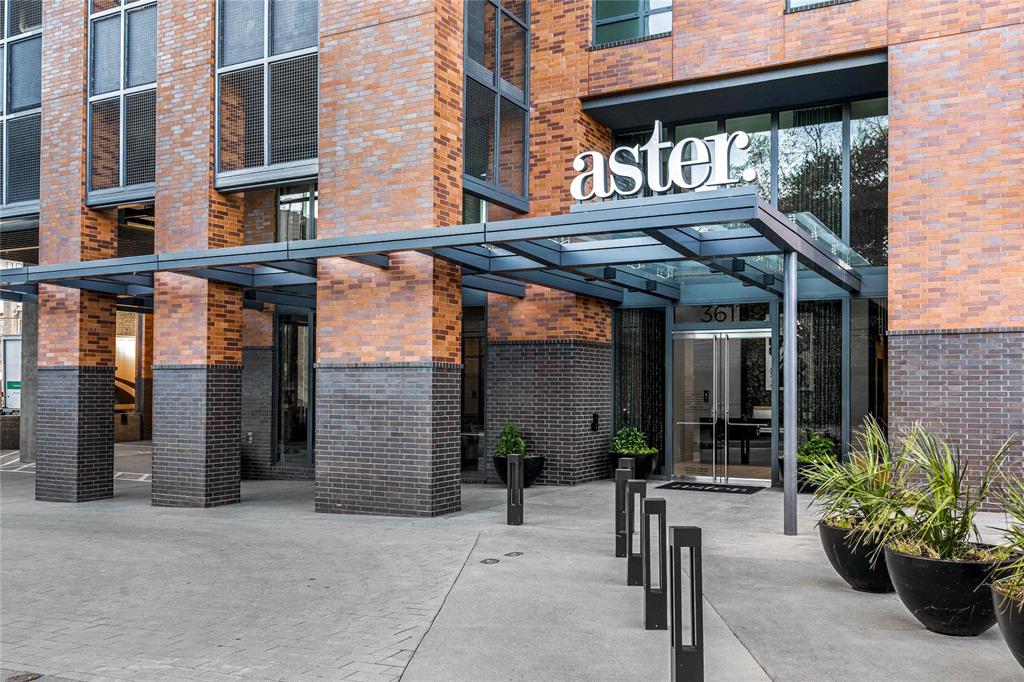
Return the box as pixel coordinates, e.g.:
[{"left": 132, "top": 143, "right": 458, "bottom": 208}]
[
  {"left": 153, "top": 0, "right": 244, "bottom": 366},
  {"left": 888, "top": 23, "right": 1024, "bottom": 332},
  {"left": 316, "top": 0, "right": 462, "bottom": 365},
  {"left": 38, "top": 0, "right": 117, "bottom": 368},
  {"left": 242, "top": 190, "right": 277, "bottom": 349}
]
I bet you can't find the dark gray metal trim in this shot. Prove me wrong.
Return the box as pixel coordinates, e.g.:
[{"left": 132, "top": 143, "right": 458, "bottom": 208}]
[{"left": 86, "top": 183, "right": 155, "bottom": 208}]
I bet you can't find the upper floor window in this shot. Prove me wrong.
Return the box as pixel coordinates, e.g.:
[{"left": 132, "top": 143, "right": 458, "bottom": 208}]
[
  {"left": 277, "top": 183, "right": 317, "bottom": 241},
  {"left": 216, "top": 0, "right": 318, "bottom": 181},
  {"left": 88, "top": 1, "right": 158, "bottom": 194},
  {"left": 612, "top": 97, "right": 889, "bottom": 265},
  {"left": 464, "top": 0, "right": 529, "bottom": 211},
  {"left": 2, "top": 0, "right": 43, "bottom": 206},
  {"left": 593, "top": 0, "right": 671, "bottom": 47}
]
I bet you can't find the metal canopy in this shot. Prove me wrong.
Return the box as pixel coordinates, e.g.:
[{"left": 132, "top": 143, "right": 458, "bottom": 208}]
[{"left": 1, "top": 187, "right": 862, "bottom": 311}]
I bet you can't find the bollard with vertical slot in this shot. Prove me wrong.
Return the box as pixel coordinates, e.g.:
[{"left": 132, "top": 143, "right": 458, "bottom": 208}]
[
  {"left": 507, "top": 453, "right": 523, "bottom": 526},
  {"left": 618, "top": 456, "right": 636, "bottom": 478},
  {"left": 626, "top": 479, "right": 647, "bottom": 586},
  {"left": 642, "top": 497, "right": 667, "bottom": 630},
  {"left": 670, "top": 526, "right": 703, "bottom": 682},
  {"left": 614, "top": 467, "right": 631, "bottom": 557}
]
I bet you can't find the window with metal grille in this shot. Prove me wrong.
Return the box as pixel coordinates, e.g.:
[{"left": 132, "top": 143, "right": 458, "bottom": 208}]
[
  {"left": 87, "top": 1, "right": 157, "bottom": 193},
  {"left": 216, "top": 0, "right": 319, "bottom": 180},
  {"left": 463, "top": 0, "right": 529, "bottom": 210},
  {"left": 219, "top": 66, "right": 264, "bottom": 171},
  {"left": 2, "top": 0, "right": 42, "bottom": 205}
]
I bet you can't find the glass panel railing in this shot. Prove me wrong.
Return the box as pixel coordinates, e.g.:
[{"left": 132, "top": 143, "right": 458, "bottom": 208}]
[{"left": 789, "top": 212, "right": 871, "bottom": 269}]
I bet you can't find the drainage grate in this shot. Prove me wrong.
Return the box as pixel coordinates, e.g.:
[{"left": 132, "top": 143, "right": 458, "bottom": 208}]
[
  {"left": 7, "top": 673, "right": 43, "bottom": 682},
  {"left": 480, "top": 558, "right": 499, "bottom": 565},
  {"left": 504, "top": 552, "right": 523, "bottom": 557}
]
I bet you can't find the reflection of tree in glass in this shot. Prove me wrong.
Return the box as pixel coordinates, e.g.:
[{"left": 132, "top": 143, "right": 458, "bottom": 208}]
[
  {"left": 779, "top": 115, "right": 843, "bottom": 235},
  {"left": 851, "top": 118, "right": 888, "bottom": 265},
  {"left": 740, "top": 132, "right": 772, "bottom": 199}
]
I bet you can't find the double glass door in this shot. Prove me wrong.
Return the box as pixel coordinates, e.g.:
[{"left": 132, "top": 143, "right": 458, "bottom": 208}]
[{"left": 672, "top": 330, "right": 774, "bottom": 483}]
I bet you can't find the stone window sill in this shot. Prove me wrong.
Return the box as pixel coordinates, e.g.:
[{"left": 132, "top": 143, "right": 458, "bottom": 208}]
[
  {"left": 784, "top": 0, "right": 857, "bottom": 14},
  {"left": 588, "top": 31, "right": 671, "bottom": 52}
]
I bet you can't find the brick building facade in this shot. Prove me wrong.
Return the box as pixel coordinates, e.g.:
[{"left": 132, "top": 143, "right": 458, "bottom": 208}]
[{"left": 2, "top": 0, "right": 1020, "bottom": 514}]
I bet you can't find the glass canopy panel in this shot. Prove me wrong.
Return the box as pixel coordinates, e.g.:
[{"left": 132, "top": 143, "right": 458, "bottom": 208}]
[{"left": 789, "top": 212, "right": 870, "bottom": 269}]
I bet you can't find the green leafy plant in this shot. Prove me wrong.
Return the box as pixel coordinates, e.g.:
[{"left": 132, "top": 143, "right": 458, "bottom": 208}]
[
  {"left": 495, "top": 424, "right": 527, "bottom": 457},
  {"left": 994, "top": 475, "right": 1024, "bottom": 602},
  {"left": 797, "top": 431, "right": 836, "bottom": 465},
  {"left": 803, "top": 417, "right": 913, "bottom": 545},
  {"left": 866, "top": 424, "right": 1016, "bottom": 562},
  {"left": 612, "top": 426, "right": 657, "bottom": 456}
]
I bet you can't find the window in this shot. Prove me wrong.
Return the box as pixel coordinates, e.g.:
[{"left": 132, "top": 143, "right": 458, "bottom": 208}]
[
  {"left": 217, "top": 0, "right": 318, "bottom": 178},
  {"left": 593, "top": 0, "right": 672, "bottom": 47},
  {"left": 2, "top": 0, "right": 42, "bottom": 205},
  {"left": 88, "top": 1, "right": 158, "bottom": 192},
  {"left": 463, "top": 0, "right": 529, "bottom": 210},
  {"left": 612, "top": 96, "right": 889, "bottom": 265},
  {"left": 786, "top": 0, "right": 856, "bottom": 11},
  {"left": 276, "top": 183, "right": 317, "bottom": 241}
]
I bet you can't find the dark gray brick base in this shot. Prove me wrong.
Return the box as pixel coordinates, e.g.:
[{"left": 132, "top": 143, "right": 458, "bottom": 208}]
[
  {"left": 314, "top": 362, "right": 461, "bottom": 517},
  {"left": 889, "top": 329, "right": 1024, "bottom": 511},
  {"left": 36, "top": 366, "right": 114, "bottom": 502},
  {"left": 152, "top": 364, "right": 242, "bottom": 508},
  {"left": 486, "top": 340, "right": 613, "bottom": 486}
]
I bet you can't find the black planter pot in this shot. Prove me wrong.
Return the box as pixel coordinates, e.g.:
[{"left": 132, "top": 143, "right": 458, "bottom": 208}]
[
  {"left": 993, "top": 582, "right": 1024, "bottom": 669},
  {"left": 817, "top": 522, "right": 894, "bottom": 593},
  {"left": 492, "top": 454, "right": 545, "bottom": 488},
  {"left": 607, "top": 451, "right": 657, "bottom": 479},
  {"left": 884, "top": 545, "right": 1007, "bottom": 636}
]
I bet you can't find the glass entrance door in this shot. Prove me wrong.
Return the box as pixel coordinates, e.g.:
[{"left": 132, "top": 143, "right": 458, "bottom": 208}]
[
  {"left": 673, "top": 330, "right": 774, "bottom": 483},
  {"left": 275, "top": 312, "right": 313, "bottom": 467}
]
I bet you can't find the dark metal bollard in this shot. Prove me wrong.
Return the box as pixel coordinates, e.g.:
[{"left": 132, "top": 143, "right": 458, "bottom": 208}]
[
  {"left": 670, "top": 526, "right": 703, "bottom": 682},
  {"left": 626, "top": 479, "right": 647, "bottom": 586},
  {"left": 507, "top": 453, "right": 523, "bottom": 526},
  {"left": 614, "top": 468, "right": 631, "bottom": 557},
  {"left": 642, "top": 497, "right": 668, "bottom": 630},
  {"left": 618, "top": 456, "right": 636, "bottom": 478}
]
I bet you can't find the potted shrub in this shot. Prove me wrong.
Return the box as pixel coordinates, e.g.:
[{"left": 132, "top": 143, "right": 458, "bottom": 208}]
[
  {"left": 802, "top": 417, "right": 903, "bottom": 593},
  {"left": 870, "top": 425, "right": 1016, "bottom": 636},
  {"left": 492, "top": 424, "right": 545, "bottom": 488},
  {"left": 608, "top": 426, "right": 659, "bottom": 479},
  {"left": 779, "top": 430, "right": 837, "bottom": 493},
  {"left": 993, "top": 476, "right": 1024, "bottom": 668}
]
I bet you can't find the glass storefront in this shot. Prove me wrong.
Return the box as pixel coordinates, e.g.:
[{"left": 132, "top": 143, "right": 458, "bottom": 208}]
[
  {"left": 614, "top": 307, "right": 665, "bottom": 475},
  {"left": 461, "top": 306, "right": 487, "bottom": 472},
  {"left": 275, "top": 311, "right": 313, "bottom": 467}
]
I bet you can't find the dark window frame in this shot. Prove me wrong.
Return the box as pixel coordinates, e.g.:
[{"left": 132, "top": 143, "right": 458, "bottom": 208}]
[
  {"left": 215, "top": 0, "right": 319, "bottom": 184},
  {"left": 592, "top": 0, "right": 672, "bottom": 48},
  {"left": 86, "top": 0, "right": 158, "bottom": 194},
  {"left": 463, "top": 0, "right": 530, "bottom": 213},
  {"left": 2, "top": 0, "right": 43, "bottom": 207}
]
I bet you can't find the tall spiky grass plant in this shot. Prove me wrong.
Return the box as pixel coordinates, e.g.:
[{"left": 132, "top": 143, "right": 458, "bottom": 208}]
[
  {"left": 803, "top": 416, "right": 914, "bottom": 547},
  {"left": 995, "top": 475, "right": 1024, "bottom": 602}
]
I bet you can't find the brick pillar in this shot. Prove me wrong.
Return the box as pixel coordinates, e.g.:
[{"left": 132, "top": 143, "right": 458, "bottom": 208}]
[
  {"left": 151, "top": 0, "right": 244, "bottom": 507},
  {"left": 34, "top": 0, "right": 118, "bottom": 502},
  {"left": 887, "top": 17, "right": 1024, "bottom": 506},
  {"left": 484, "top": 2, "right": 616, "bottom": 485},
  {"left": 314, "top": 1, "right": 463, "bottom": 516},
  {"left": 240, "top": 189, "right": 282, "bottom": 479}
]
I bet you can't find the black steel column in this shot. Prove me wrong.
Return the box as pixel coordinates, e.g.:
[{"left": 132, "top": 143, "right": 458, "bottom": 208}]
[
  {"left": 642, "top": 497, "right": 667, "bottom": 630},
  {"left": 507, "top": 453, "right": 523, "bottom": 526},
  {"left": 670, "top": 526, "right": 704, "bottom": 682},
  {"left": 626, "top": 479, "right": 646, "bottom": 586}
]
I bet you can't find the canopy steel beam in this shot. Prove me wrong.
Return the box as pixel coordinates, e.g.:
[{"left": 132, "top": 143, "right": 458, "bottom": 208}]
[{"left": 462, "top": 273, "right": 527, "bottom": 298}]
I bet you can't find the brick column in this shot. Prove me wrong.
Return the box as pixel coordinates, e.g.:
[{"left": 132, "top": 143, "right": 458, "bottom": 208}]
[
  {"left": 35, "top": 0, "right": 118, "bottom": 502},
  {"left": 151, "top": 0, "right": 244, "bottom": 507},
  {"left": 314, "top": 1, "right": 463, "bottom": 516},
  {"left": 483, "top": 2, "right": 615, "bottom": 485},
  {"left": 887, "top": 15, "right": 1024, "bottom": 506}
]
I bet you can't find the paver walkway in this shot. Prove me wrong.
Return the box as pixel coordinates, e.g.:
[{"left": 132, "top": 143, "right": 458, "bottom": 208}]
[{"left": 1, "top": 469, "right": 1019, "bottom": 681}]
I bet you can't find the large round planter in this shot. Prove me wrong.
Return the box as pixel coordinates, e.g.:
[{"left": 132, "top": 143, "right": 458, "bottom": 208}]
[
  {"left": 492, "top": 454, "right": 545, "bottom": 488},
  {"left": 884, "top": 545, "right": 1007, "bottom": 636},
  {"left": 817, "top": 522, "right": 893, "bottom": 593},
  {"left": 992, "top": 581, "right": 1024, "bottom": 669},
  {"left": 608, "top": 451, "right": 658, "bottom": 479}
]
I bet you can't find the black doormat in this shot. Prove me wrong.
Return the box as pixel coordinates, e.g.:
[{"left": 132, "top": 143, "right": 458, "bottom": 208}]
[{"left": 657, "top": 481, "right": 763, "bottom": 495}]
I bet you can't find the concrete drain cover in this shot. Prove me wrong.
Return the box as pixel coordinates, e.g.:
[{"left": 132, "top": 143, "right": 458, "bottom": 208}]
[
  {"left": 480, "top": 558, "right": 500, "bottom": 565},
  {"left": 504, "top": 552, "right": 523, "bottom": 557}
]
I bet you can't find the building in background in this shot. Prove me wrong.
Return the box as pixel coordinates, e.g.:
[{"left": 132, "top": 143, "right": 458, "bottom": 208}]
[{"left": 1, "top": 1, "right": 1020, "bottom": 512}]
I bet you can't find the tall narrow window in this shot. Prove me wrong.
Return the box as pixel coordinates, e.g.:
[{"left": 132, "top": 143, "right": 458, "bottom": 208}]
[
  {"left": 850, "top": 98, "right": 888, "bottom": 265},
  {"left": 88, "top": 1, "right": 158, "bottom": 193},
  {"left": 778, "top": 105, "right": 843, "bottom": 236},
  {"left": 463, "top": 0, "right": 529, "bottom": 210},
  {"left": 2, "top": 0, "right": 42, "bottom": 205},
  {"left": 217, "top": 0, "right": 319, "bottom": 179}
]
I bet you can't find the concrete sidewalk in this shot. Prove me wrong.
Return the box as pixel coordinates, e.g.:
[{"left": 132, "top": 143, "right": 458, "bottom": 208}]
[{"left": 1, "top": 471, "right": 1020, "bottom": 681}]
